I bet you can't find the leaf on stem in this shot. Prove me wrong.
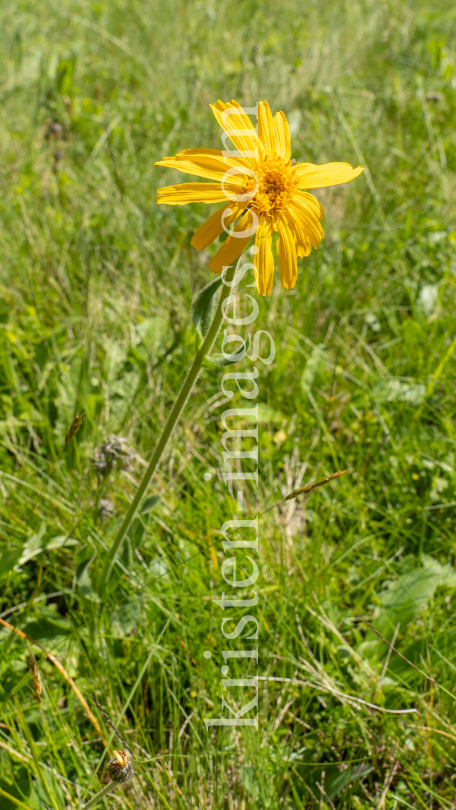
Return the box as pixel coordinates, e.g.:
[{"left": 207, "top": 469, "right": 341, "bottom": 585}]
[
  {"left": 191, "top": 277, "right": 223, "bottom": 337},
  {"left": 205, "top": 353, "right": 238, "bottom": 367}
]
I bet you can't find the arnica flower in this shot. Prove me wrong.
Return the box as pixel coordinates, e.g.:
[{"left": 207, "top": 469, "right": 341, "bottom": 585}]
[{"left": 156, "top": 100, "right": 364, "bottom": 296}]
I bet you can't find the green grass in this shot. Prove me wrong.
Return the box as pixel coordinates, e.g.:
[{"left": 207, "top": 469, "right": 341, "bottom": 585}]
[{"left": 1, "top": 0, "right": 456, "bottom": 807}]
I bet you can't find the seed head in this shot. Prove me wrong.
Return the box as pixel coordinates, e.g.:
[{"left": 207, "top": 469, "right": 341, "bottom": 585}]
[
  {"left": 64, "top": 412, "right": 85, "bottom": 446},
  {"left": 106, "top": 750, "right": 134, "bottom": 784}
]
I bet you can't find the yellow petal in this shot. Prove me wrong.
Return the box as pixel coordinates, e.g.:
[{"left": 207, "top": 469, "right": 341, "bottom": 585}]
[
  {"left": 285, "top": 208, "right": 311, "bottom": 259},
  {"left": 253, "top": 214, "right": 274, "bottom": 296},
  {"left": 273, "top": 213, "right": 297, "bottom": 290},
  {"left": 273, "top": 111, "right": 291, "bottom": 160},
  {"left": 258, "top": 101, "right": 275, "bottom": 155},
  {"left": 208, "top": 209, "right": 256, "bottom": 274},
  {"left": 282, "top": 210, "right": 311, "bottom": 259},
  {"left": 210, "top": 100, "right": 258, "bottom": 162},
  {"left": 178, "top": 148, "right": 251, "bottom": 169},
  {"left": 155, "top": 148, "right": 249, "bottom": 183},
  {"left": 191, "top": 202, "right": 247, "bottom": 251},
  {"left": 288, "top": 197, "right": 324, "bottom": 250},
  {"left": 294, "top": 191, "right": 324, "bottom": 221},
  {"left": 294, "top": 162, "right": 364, "bottom": 189},
  {"left": 297, "top": 240, "right": 311, "bottom": 259},
  {"left": 157, "top": 182, "right": 238, "bottom": 205}
]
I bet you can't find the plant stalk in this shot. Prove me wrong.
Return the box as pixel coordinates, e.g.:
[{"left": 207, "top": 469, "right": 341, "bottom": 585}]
[
  {"left": 98, "top": 259, "right": 238, "bottom": 595},
  {"left": 81, "top": 782, "right": 117, "bottom": 809}
]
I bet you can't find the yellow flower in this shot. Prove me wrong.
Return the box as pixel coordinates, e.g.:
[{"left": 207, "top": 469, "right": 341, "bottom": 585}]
[{"left": 156, "top": 100, "right": 363, "bottom": 296}]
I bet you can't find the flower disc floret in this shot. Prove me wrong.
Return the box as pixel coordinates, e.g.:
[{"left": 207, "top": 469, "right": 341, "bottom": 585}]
[{"left": 246, "top": 156, "right": 297, "bottom": 215}]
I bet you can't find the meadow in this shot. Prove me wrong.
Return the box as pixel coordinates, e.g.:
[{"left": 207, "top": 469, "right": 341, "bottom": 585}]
[{"left": 1, "top": 0, "right": 456, "bottom": 807}]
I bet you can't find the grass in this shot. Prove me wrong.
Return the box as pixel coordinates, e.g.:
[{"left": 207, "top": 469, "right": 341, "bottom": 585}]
[{"left": 1, "top": 0, "right": 456, "bottom": 807}]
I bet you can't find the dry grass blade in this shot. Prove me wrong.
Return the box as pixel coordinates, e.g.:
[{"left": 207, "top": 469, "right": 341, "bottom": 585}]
[
  {"left": 0, "top": 617, "right": 105, "bottom": 742},
  {"left": 260, "top": 469, "right": 351, "bottom": 515}
]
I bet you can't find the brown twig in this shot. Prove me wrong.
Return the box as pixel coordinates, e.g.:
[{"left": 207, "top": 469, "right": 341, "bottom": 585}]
[
  {"left": 260, "top": 469, "right": 351, "bottom": 516},
  {"left": 0, "top": 617, "right": 105, "bottom": 742}
]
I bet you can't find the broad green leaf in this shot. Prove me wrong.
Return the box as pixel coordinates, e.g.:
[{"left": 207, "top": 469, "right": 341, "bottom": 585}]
[
  {"left": 191, "top": 277, "right": 222, "bottom": 337},
  {"left": 375, "top": 555, "right": 456, "bottom": 638},
  {"left": 141, "top": 494, "right": 161, "bottom": 514},
  {"left": 23, "top": 605, "right": 71, "bottom": 640}
]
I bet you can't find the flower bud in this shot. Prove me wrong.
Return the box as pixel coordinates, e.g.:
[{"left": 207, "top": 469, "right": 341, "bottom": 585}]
[{"left": 106, "top": 750, "right": 134, "bottom": 784}]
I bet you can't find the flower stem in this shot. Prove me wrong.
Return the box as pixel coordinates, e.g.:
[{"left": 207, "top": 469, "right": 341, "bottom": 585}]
[
  {"left": 98, "top": 259, "right": 238, "bottom": 595},
  {"left": 81, "top": 782, "right": 117, "bottom": 809}
]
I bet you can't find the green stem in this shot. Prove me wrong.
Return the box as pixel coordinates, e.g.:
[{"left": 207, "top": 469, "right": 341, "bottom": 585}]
[
  {"left": 81, "top": 782, "right": 117, "bottom": 809},
  {"left": 98, "top": 259, "right": 238, "bottom": 595}
]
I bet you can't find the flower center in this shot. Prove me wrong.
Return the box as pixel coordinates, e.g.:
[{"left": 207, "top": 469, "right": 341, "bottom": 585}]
[{"left": 243, "top": 155, "right": 297, "bottom": 215}]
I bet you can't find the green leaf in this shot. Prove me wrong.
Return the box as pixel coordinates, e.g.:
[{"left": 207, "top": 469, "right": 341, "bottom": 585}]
[
  {"left": 326, "top": 764, "right": 374, "bottom": 800},
  {"left": 23, "top": 605, "right": 71, "bottom": 640},
  {"left": 127, "top": 346, "right": 147, "bottom": 376},
  {"left": 76, "top": 545, "right": 99, "bottom": 602},
  {"left": 19, "top": 522, "right": 47, "bottom": 565},
  {"left": 141, "top": 494, "right": 161, "bottom": 514},
  {"left": 46, "top": 535, "right": 78, "bottom": 551},
  {"left": 375, "top": 555, "right": 456, "bottom": 638},
  {"left": 205, "top": 336, "right": 249, "bottom": 367},
  {"left": 0, "top": 547, "right": 22, "bottom": 583},
  {"left": 205, "top": 353, "right": 239, "bottom": 367},
  {"left": 191, "top": 277, "right": 223, "bottom": 337}
]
